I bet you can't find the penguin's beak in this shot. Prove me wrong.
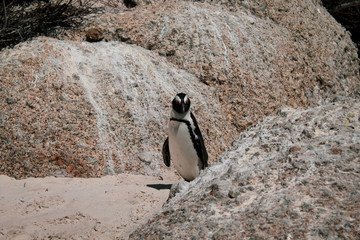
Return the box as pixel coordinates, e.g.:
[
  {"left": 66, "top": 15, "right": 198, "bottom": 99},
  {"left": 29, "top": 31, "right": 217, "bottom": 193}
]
[{"left": 180, "top": 102, "right": 186, "bottom": 113}]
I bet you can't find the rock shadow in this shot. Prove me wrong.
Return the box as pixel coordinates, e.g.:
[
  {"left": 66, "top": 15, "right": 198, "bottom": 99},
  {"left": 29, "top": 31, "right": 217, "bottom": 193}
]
[{"left": 146, "top": 184, "right": 172, "bottom": 190}]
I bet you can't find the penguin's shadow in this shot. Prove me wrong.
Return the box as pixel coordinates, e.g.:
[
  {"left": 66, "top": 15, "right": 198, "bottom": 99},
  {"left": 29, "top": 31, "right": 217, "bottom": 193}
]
[{"left": 146, "top": 184, "right": 172, "bottom": 190}]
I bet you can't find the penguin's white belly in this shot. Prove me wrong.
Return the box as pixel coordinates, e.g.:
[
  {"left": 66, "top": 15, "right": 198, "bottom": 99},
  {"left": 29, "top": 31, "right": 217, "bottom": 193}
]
[{"left": 169, "top": 122, "right": 200, "bottom": 181}]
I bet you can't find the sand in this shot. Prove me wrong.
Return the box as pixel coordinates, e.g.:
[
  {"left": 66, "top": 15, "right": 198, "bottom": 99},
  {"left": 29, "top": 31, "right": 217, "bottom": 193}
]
[{"left": 0, "top": 170, "right": 181, "bottom": 240}]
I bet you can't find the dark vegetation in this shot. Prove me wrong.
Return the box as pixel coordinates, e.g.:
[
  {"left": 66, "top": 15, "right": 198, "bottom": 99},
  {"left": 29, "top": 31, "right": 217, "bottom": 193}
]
[{"left": 0, "top": 0, "right": 93, "bottom": 50}]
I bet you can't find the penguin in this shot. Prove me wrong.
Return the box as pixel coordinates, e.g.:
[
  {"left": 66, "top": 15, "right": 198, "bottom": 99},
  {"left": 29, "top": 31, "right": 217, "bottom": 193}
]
[{"left": 162, "top": 93, "right": 208, "bottom": 181}]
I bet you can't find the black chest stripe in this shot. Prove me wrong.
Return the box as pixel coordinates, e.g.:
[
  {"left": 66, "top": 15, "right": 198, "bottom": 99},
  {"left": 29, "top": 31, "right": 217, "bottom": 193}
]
[{"left": 170, "top": 117, "right": 201, "bottom": 159}]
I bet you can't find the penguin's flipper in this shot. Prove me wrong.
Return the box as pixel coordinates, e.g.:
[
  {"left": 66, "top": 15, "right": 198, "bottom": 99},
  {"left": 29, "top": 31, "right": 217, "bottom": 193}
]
[
  {"left": 191, "top": 113, "right": 208, "bottom": 169},
  {"left": 162, "top": 137, "right": 171, "bottom": 167},
  {"left": 196, "top": 133, "right": 208, "bottom": 168}
]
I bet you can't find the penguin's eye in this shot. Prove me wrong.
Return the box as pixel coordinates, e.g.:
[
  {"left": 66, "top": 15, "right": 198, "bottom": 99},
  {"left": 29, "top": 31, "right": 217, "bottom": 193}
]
[{"left": 183, "top": 96, "right": 189, "bottom": 104}]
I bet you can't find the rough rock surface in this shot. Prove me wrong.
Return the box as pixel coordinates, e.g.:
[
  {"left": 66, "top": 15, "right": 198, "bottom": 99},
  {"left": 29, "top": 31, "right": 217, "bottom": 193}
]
[
  {"left": 85, "top": 28, "right": 104, "bottom": 42},
  {"left": 87, "top": 0, "right": 360, "bottom": 129},
  {"left": 1, "top": 0, "right": 360, "bottom": 178},
  {"left": 130, "top": 98, "right": 360, "bottom": 239},
  {"left": 0, "top": 38, "right": 233, "bottom": 178}
]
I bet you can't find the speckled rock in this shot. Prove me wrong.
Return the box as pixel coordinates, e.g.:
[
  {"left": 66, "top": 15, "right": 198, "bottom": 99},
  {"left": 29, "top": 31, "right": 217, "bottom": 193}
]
[
  {"left": 87, "top": 0, "right": 360, "bottom": 130},
  {"left": 0, "top": 37, "right": 234, "bottom": 178},
  {"left": 1, "top": 0, "right": 360, "bottom": 179},
  {"left": 85, "top": 28, "right": 104, "bottom": 42},
  {"left": 129, "top": 98, "right": 360, "bottom": 239}
]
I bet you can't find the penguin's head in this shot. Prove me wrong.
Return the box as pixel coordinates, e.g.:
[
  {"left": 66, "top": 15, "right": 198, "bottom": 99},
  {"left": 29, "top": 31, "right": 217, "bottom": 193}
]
[{"left": 172, "top": 93, "right": 191, "bottom": 114}]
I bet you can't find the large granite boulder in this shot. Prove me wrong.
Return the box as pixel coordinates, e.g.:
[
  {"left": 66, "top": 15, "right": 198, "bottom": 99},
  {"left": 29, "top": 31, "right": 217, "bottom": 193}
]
[
  {"left": 130, "top": 98, "right": 360, "bottom": 239},
  {"left": 0, "top": 38, "right": 233, "bottom": 178},
  {"left": 96, "top": 0, "right": 360, "bottom": 129},
  {"left": 1, "top": 0, "right": 359, "bottom": 178}
]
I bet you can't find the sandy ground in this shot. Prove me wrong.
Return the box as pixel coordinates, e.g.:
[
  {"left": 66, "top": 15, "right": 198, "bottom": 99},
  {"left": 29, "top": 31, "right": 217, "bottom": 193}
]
[{"left": 0, "top": 170, "right": 181, "bottom": 240}]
